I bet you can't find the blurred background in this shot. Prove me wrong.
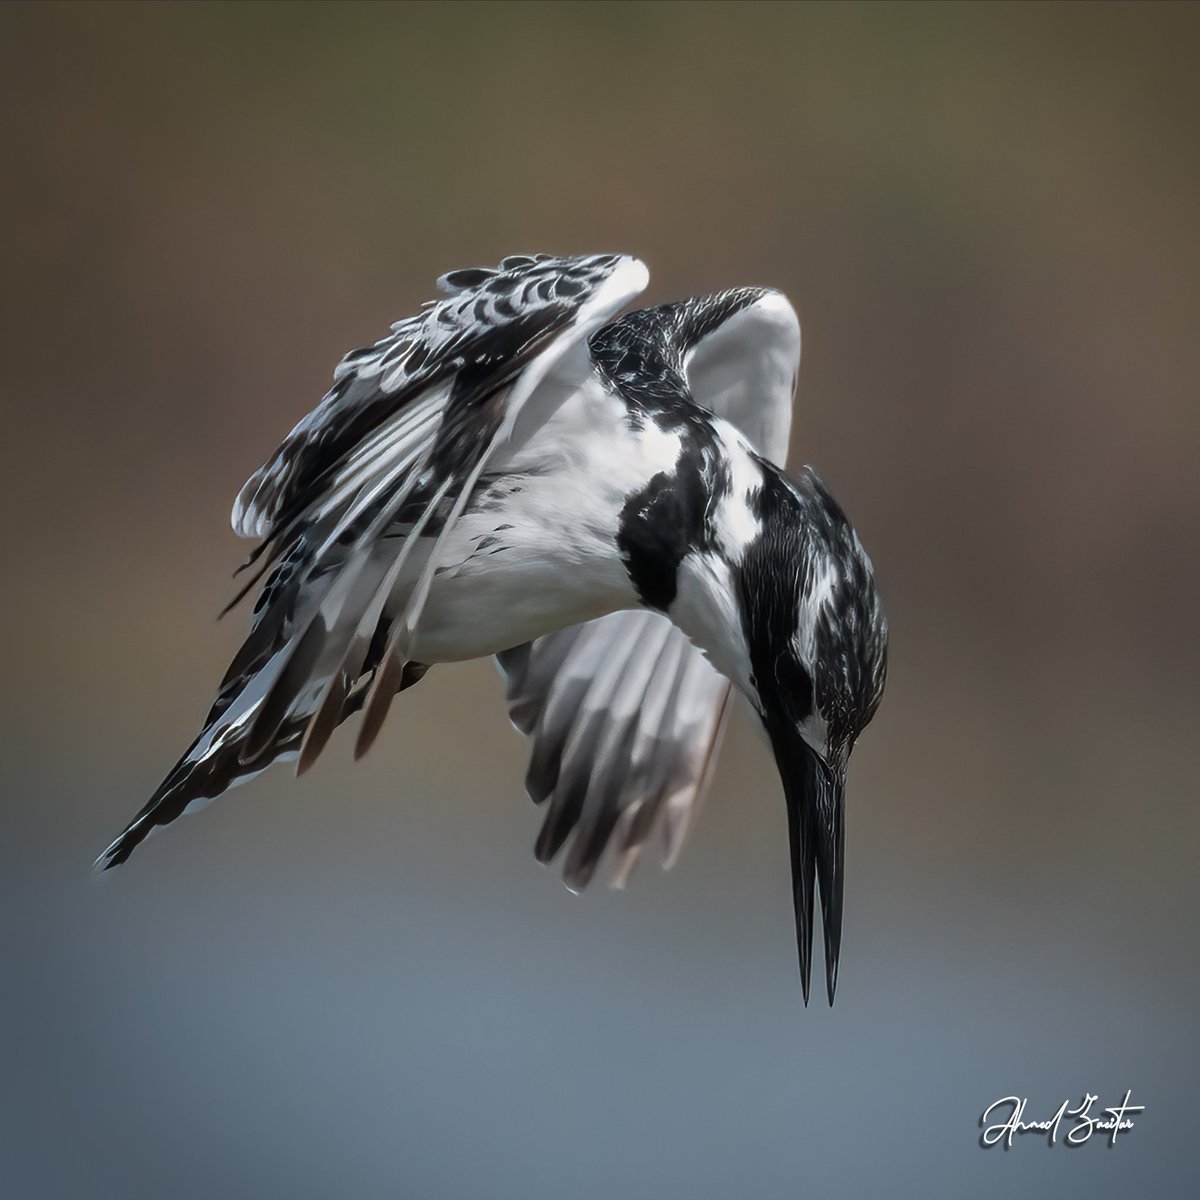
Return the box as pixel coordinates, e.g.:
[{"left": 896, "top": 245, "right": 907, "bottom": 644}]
[{"left": 2, "top": 3, "right": 1196, "bottom": 1196}]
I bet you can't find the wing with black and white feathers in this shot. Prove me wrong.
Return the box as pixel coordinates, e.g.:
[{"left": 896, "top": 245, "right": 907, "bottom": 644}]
[
  {"left": 240, "top": 251, "right": 648, "bottom": 768},
  {"left": 232, "top": 252, "right": 647, "bottom": 546},
  {"left": 498, "top": 612, "right": 731, "bottom": 890},
  {"left": 497, "top": 287, "right": 802, "bottom": 888},
  {"left": 97, "top": 253, "right": 648, "bottom": 870},
  {"left": 680, "top": 287, "right": 798, "bottom": 463}
]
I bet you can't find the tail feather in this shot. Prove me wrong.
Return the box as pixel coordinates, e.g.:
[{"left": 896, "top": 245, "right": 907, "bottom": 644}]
[
  {"left": 94, "top": 708, "right": 315, "bottom": 872},
  {"left": 95, "top": 653, "right": 430, "bottom": 872},
  {"left": 98, "top": 517, "right": 434, "bottom": 872}
]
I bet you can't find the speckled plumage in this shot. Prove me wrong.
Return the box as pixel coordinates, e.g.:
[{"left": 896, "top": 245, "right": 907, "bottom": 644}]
[{"left": 97, "top": 253, "right": 887, "bottom": 1006}]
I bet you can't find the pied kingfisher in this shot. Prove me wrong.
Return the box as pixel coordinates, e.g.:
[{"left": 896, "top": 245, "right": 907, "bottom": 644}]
[{"left": 97, "top": 254, "right": 888, "bottom": 1005}]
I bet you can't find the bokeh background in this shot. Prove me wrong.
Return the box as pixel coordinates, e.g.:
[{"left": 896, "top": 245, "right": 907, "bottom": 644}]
[{"left": 3, "top": 3, "right": 1196, "bottom": 1196}]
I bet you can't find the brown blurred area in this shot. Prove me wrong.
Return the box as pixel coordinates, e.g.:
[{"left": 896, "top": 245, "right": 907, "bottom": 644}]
[{"left": 2, "top": 4, "right": 1196, "bottom": 1197}]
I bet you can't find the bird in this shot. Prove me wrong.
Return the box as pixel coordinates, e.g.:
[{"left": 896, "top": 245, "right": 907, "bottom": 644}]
[{"left": 96, "top": 253, "right": 888, "bottom": 1006}]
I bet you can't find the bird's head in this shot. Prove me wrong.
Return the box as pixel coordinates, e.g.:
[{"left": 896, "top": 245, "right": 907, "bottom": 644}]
[{"left": 735, "top": 463, "right": 888, "bottom": 1006}]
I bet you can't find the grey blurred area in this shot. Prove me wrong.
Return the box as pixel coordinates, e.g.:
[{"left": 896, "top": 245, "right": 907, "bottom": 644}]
[{"left": 2, "top": 3, "right": 1196, "bottom": 1196}]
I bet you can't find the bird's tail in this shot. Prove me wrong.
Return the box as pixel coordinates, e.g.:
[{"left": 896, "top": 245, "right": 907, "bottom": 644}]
[
  {"left": 95, "top": 645, "right": 433, "bottom": 873},
  {"left": 97, "top": 526, "right": 441, "bottom": 872},
  {"left": 93, "top": 695, "right": 333, "bottom": 873}
]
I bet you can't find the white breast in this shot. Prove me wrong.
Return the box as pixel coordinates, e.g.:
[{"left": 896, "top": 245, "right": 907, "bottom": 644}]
[{"left": 408, "top": 367, "right": 682, "bottom": 662}]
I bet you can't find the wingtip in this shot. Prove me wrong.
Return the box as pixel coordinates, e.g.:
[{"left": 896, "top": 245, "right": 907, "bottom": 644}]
[
  {"left": 90, "top": 850, "right": 115, "bottom": 878},
  {"left": 616, "top": 254, "right": 650, "bottom": 295},
  {"left": 90, "top": 827, "right": 136, "bottom": 877}
]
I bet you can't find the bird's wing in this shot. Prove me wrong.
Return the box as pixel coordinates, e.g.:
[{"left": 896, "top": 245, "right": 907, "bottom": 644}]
[
  {"left": 97, "top": 254, "right": 647, "bottom": 870},
  {"left": 498, "top": 612, "right": 732, "bottom": 890},
  {"left": 498, "top": 288, "right": 802, "bottom": 889},
  {"left": 233, "top": 252, "right": 648, "bottom": 770},
  {"left": 680, "top": 287, "right": 798, "bottom": 464},
  {"left": 232, "top": 253, "right": 649, "bottom": 543}
]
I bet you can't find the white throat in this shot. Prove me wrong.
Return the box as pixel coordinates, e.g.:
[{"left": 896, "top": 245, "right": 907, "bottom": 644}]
[{"left": 669, "top": 551, "right": 755, "bottom": 702}]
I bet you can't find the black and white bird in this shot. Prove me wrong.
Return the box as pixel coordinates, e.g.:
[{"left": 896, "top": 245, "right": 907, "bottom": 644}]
[{"left": 98, "top": 254, "right": 887, "bottom": 1005}]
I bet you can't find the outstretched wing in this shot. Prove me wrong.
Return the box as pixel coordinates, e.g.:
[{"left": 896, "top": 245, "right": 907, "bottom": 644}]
[
  {"left": 498, "top": 287, "right": 802, "bottom": 888},
  {"left": 232, "top": 253, "right": 649, "bottom": 545},
  {"left": 234, "top": 251, "right": 648, "bottom": 768},
  {"left": 498, "top": 613, "right": 731, "bottom": 891},
  {"left": 97, "top": 253, "right": 648, "bottom": 870}
]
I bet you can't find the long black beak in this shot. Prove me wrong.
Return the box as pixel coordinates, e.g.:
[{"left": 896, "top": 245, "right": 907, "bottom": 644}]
[{"left": 768, "top": 722, "right": 845, "bottom": 1006}]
